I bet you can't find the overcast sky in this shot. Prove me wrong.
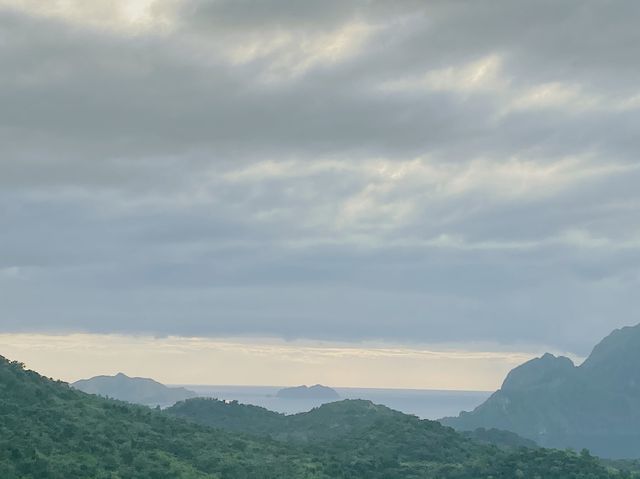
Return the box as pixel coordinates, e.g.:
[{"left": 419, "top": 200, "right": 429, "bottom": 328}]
[{"left": 1, "top": 1, "right": 639, "bottom": 386}]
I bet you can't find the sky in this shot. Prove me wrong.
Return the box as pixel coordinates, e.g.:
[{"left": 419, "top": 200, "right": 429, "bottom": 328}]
[{"left": 1, "top": 0, "right": 639, "bottom": 389}]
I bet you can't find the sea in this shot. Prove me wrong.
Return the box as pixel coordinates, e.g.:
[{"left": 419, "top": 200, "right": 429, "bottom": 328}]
[{"left": 178, "top": 385, "right": 492, "bottom": 420}]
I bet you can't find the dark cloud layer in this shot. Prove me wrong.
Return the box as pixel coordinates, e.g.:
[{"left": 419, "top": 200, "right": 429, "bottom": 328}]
[{"left": 1, "top": 0, "right": 639, "bottom": 354}]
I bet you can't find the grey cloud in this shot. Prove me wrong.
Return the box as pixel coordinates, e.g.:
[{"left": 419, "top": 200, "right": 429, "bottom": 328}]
[
  {"left": 4, "top": 1, "right": 637, "bottom": 167},
  {"left": 1, "top": 1, "right": 640, "bottom": 354},
  {"left": 169, "top": 0, "right": 368, "bottom": 31}
]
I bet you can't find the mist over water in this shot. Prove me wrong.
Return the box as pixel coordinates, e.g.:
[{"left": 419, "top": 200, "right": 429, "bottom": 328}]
[{"left": 180, "top": 385, "right": 492, "bottom": 419}]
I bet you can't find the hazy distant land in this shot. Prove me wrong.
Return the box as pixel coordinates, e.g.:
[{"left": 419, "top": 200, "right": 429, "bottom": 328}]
[
  {"left": 73, "top": 372, "right": 197, "bottom": 407},
  {"left": 276, "top": 384, "right": 340, "bottom": 399}
]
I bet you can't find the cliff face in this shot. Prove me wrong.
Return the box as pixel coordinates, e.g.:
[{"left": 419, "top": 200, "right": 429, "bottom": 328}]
[
  {"left": 580, "top": 325, "right": 640, "bottom": 394},
  {"left": 441, "top": 324, "right": 640, "bottom": 458},
  {"left": 501, "top": 353, "right": 576, "bottom": 392}
]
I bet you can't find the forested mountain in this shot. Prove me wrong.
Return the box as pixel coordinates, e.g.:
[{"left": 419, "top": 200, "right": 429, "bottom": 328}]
[
  {"left": 168, "top": 397, "right": 484, "bottom": 446},
  {"left": 166, "top": 396, "right": 538, "bottom": 452},
  {"left": 165, "top": 396, "right": 637, "bottom": 478},
  {"left": 442, "top": 323, "right": 640, "bottom": 458},
  {"left": 0, "top": 354, "right": 636, "bottom": 478},
  {"left": 73, "top": 373, "right": 196, "bottom": 407}
]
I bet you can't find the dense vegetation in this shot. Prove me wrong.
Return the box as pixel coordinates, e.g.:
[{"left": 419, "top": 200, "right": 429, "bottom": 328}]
[
  {"left": 169, "top": 397, "right": 495, "bottom": 448},
  {"left": 1, "top": 355, "right": 637, "bottom": 478},
  {"left": 442, "top": 323, "right": 640, "bottom": 458},
  {"left": 166, "top": 397, "right": 638, "bottom": 478},
  {"left": 461, "top": 428, "right": 538, "bottom": 449},
  {"left": 0, "top": 357, "right": 327, "bottom": 479}
]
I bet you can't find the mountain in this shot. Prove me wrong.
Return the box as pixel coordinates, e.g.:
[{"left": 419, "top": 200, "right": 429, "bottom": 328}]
[
  {"left": 0, "top": 354, "right": 633, "bottom": 478},
  {"left": 168, "top": 397, "right": 429, "bottom": 444},
  {"left": 166, "top": 398, "right": 285, "bottom": 437},
  {"left": 276, "top": 384, "right": 340, "bottom": 400},
  {"left": 166, "top": 397, "right": 635, "bottom": 477},
  {"left": 580, "top": 324, "right": 640, "bottom": 393},
  {"left": 73, "top": 372, "right": 197, "bottom": 407},
  {"left": 168, "top": 397, "right": 536, "bottom": 449},
  {"left": 441, "top": 323, "right": 640, "bottom": 458}
]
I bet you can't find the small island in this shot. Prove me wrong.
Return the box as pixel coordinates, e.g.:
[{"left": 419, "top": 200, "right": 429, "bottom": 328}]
[{"left": 276, "top": 384, "right": 340, "bottom": 400}]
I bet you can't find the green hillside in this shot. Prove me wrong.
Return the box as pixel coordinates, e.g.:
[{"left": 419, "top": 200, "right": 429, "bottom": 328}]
[
  {"left": 167, "top": 397, "right": 487, "bottom": 461},
  {"left": 166, "top": 396, "right": 635, "bottom": 478},
  {"left": 168, "top": 395, "right": 536, "bottom": 449},
  {"left": 0, "top": 356, "right": 327, "bottom": 479},
  {"left": 0, "top": 355, "right": 635, "bottom": 478}
]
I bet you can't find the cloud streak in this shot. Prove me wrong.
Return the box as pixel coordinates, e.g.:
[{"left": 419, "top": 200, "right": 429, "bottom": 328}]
[{"left": 1, "top": 0, "right": 639, "bottom": 357}]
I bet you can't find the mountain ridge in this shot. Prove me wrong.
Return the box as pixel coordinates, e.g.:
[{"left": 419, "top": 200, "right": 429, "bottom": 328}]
[
  {"left": 441, "top": 323, "right": 640, "bottom": 458},
  {"left": 166, "top": 396, "right": 541, "bottom": 450}
]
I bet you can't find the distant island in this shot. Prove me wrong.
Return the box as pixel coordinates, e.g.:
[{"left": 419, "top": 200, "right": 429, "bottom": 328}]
[
  {"left": 441, "top": 323, "right": 640, "bottom": 459},
  {"left": 276, "top": 384, "right": 340, "bottom": 400},
  {"left": 72, "top": 372, "right": 197, "bottom": 407}
]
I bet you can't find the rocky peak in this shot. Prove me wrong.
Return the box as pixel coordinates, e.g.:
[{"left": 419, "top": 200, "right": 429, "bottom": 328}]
[{"left": 501, "top": 353, "right": 576, "bottom": 392}]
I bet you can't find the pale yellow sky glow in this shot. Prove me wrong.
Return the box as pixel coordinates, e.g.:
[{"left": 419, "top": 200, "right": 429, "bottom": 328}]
[
  {"left": 0, "top": 333, "right": 551, "bottom": 390},
  {"left": 0, "top": 0, "right": 168, "bottom": 31}
]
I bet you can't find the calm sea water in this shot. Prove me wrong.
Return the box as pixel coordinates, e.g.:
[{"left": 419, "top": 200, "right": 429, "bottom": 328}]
[{"left": 178, "top": 385, "right": 492, "bottom": 420}]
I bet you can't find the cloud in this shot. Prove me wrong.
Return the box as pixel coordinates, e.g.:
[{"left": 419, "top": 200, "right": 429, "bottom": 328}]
[
  {"left": 381, "top": 54, "right": 507, "bottom": 94},
  {"left": 0, "top": 0, "right": 173, "bottom": 32},
  {"left": 1, "top": 0, "right": 639, "bottom": 357}
]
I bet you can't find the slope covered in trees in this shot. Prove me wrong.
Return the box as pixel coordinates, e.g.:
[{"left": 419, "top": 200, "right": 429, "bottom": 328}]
[
  {"left": 168, "top": 397, "right": 481, "bottom": 447},
  {"left": 0, "top": 356, "right": 327, "bottom": 478},
  {"left": 166, "top": 396, "right": 636, "bottom": 478},
  {"left": 0, "top": 355, "right": 636, "bottom": 478}
]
